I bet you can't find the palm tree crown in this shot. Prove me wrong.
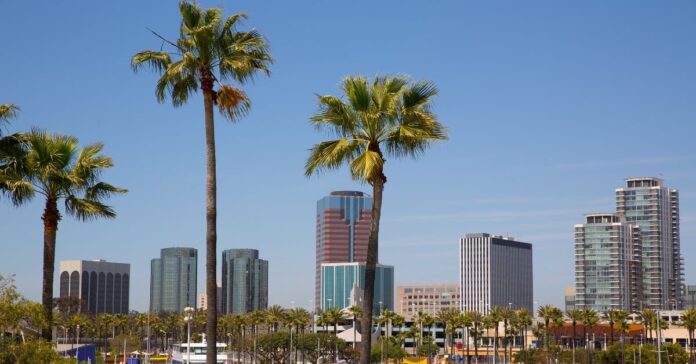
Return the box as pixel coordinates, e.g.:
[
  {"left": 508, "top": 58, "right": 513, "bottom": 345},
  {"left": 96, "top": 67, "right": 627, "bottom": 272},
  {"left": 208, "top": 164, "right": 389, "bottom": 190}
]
[
  {"left": 131, "top": 1, "right": 272, "bottom": 119},
  {"left": 306, "top": 75, "right": 447, "bottom": 182}
]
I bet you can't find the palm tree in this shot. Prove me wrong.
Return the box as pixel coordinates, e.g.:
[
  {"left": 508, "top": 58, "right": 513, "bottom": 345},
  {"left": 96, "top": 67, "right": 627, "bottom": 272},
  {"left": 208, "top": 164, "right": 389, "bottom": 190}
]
[
  {"left": 0, "top": 130, "right": 126, "bottom": 340},
  {"left": 131, "top": 3, "right": 272, "bottom": 362},
  {"left": 265, "top": 305, "right": 287, "bottom": 333},
  {"left": 499, "top": 307, "right": 514, "bottom": 364},
  {"left": 581, "top": 308, "right": 598, "bottom": 364},
  {"left": 515, "top": 309, "right": 532, "bottom": 351},
  {"left": 549, "top": 307, "right": 564, "bottom": 346},
  {"left": 638, "top": 308, "right": 656, "bottom": 342},
  {"left": 537, "top": 305, "right": 554, "bottom": 350},
  {"left": 305, "top": 75, "right": 448, "bottom": 364},
  {"left": 604, "top": 309, "right": 619, "bottom": 346},
  {"left": 614, "top": 310, "right": 629, "bottom": 364},
  {"left": 436, "top": 308, "right": 458, "bottom": 358},
  {"left": 489, "top": 306, "right": 505, "bottom": 364},
  {"left": 459, "top": 311, "right": 473, "bottom": 363},
  {"left": 469, "top": 311, "right": 484, "bottom": 364},
  {"left": 348, "top": 304, "right": 363, "bottom": 350},
  {"left": 680, "top": 308, "right": 696, "bottom": 363},
  {"left": 566, "top": 308, "right": 584, "bottom": 363}
]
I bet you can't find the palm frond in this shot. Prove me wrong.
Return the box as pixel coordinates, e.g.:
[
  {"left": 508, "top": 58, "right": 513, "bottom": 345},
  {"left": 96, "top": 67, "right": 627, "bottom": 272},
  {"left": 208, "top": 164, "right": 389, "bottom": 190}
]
[
  {"left": 64, "top": 196, "right": 117, "bottom": 221},
  {"left": 349, "top": 149, "right": 383, "bottom": 182},
  {"left": 215, "top": 84, "right": 251, "bottom": 121},
  {"left": 0, "top": 104, "right": 20, "bottom": 131},
  {"left": 342, "top": 76, "right": 370, "bottom": 112},
  {"left": 0, "top": 174, "right": 34, "bottom": 206},
  {"left": 220, "top": 12, "right": 248, "bottom": 37},
  {"left": 310, "top": 95, "right": 358, "bottom": 137},
  {"left": 131, "top": 51, "right": 172, "bottom": 73},
  {"left": 85, "top": 182, "right": 128, "bottom": 202},
  {"left": 305, "top": 139, "right": 360, "bottom": 177}
]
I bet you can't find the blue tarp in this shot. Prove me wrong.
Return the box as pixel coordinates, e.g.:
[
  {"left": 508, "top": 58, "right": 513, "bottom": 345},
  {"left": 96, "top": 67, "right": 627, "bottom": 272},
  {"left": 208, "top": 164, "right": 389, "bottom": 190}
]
[{"left": 59, "top": 344, "right": 96, "bottom": 363}]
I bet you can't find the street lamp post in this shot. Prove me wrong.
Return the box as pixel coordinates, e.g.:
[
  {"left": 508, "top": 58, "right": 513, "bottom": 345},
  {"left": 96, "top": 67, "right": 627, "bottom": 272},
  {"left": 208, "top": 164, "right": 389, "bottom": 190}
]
[
  {"left": 76, "top": 325, "right": 80, "bottom": 364},
  {"left": 184, "top": 306, "right": 195, "bottom": 364}
]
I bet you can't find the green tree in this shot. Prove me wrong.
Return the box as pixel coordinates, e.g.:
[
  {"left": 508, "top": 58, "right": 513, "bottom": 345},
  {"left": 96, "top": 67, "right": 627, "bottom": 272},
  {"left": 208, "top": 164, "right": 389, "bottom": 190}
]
[
  {"left": 515, "top": 308, "right": 532, "bottom": 350},
  {"left": 348, "top": 304, "right": 363, "bottom": 350},
  {"left": 537, "top": 304, "right": 554, "bottom": 350},
  {"left": 297, "top": 333, "right": 347, "bottom": 364},
  {"left": 305, "top": 75, "right": 448, "bottom": 364},
  {"left": 132, "top": 3, "right": 272, "bottom": 362},
  {"left": 680, "top": 308, "right": 696, "bottom": 363},
  {"left": 638, "top": 308, "right": 656, "bottom": 342},
  {"left": 0, "top": 130, "right": 126, "bottom": 340},
  {"left": 566, "top": 308, "right": 584, "bottom": 358}
]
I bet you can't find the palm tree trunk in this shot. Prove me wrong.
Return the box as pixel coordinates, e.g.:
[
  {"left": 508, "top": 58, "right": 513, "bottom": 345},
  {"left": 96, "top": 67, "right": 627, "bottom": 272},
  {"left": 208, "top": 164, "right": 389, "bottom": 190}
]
[
  {"left": 359, "top": 172, "right": 385, "bottom": 364},
  {"left": 41, "top": 197, "right": 60, "bottom": 340},
  {"left": 473, "top": 328, "right": 478, "bottom": 364},
  {"left": 201, "top": 71, "right": 218, "bottom": 364}
]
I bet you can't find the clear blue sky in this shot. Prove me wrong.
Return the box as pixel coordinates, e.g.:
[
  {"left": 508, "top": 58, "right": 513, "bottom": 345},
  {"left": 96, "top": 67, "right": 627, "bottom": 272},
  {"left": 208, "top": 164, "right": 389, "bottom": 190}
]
[{"left": 1, "top": 1, "right": 695, "bottom": 312}]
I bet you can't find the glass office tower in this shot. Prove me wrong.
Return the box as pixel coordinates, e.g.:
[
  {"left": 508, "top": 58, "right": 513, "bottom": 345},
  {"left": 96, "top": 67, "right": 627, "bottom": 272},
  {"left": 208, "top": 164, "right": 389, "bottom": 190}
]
[
  {"left": 150, "top": 247, "right": 197, "bottom": 312},
  {"left": 320, "top": 262, "right": 393, "bottom": 315},
  {"left": 221, "top": 249, "right": 268, "bottom": 314}
]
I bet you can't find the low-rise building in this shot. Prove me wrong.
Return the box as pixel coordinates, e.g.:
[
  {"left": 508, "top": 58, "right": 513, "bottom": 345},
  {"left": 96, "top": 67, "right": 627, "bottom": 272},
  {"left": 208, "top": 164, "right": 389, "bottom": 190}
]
[{"left": 396, "top": 284, "right": 460, "bottom": 320}]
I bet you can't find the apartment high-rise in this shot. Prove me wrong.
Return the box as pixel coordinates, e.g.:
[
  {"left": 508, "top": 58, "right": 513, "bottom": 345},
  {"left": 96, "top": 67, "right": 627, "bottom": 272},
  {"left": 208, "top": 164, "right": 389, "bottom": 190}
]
[
  {"left": 221, "top": 249, "right": 268, "bottom": 314},
  {"left": 616, "top": 177, "right": 683, "bottom": 309},
  {"left": 320, "top": 262, "right": 393, "bottom": 315},
  {"left": 59, "top": 260, "right": 130, "bottom": 314},
  {"left": 574, "top": 213, "right": 642, "bottom": 312},
  {"left": 150, "top": 247, "right": 197, "bottom": 313},
  {"left": 315, "top": 191, "right": 372, "bottom": 309},
  {"left": 459, "top": 233, "right": 533, "bottom": 314}
]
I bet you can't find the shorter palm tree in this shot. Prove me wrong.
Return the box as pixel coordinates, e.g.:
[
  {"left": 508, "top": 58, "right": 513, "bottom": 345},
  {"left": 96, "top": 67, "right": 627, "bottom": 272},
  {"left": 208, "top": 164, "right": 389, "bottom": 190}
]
[
  {"left": 680, "top": 308, "right": 696, "bottom": 363},
  {"left": 0, "top": 104, "right": 19, "bottom": 130},
  {"left": 0, "top": 130, "right": 126, "bottom": 339}
]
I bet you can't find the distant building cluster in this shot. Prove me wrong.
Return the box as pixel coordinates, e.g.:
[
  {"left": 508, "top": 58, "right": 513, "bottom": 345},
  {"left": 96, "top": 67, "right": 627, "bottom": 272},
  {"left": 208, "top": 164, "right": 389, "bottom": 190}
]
[{"left": 56, "top": 177, "right": 689, "bottom": 318}]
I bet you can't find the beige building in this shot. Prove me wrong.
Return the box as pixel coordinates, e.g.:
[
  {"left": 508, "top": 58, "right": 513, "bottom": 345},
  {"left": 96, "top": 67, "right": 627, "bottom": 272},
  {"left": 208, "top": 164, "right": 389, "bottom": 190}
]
[
  {"left": 197, "top": 282, "right": 222, "bottom": 311},
  {"left": 396, "top": 284, "right": 460, "bottom": 320}
]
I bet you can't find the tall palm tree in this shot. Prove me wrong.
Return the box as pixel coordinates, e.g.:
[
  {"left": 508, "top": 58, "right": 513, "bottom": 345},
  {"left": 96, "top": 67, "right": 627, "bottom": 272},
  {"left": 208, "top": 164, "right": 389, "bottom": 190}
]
[
  {"left": 132, "top": 3, "right": 272, "bottom": 362},
  {"left": 460, "top": 311, "right": 474, "bottom": 363},
  {"left": 499, "top": 307, "right": 514, "bottom": 364},
  {"left": 436, "top": 308, "right": 458, "bottom": 358},
  {"left": 680, "top": 308, "right": 696, "bottom": 363},
  {"left": 566, "top": 308, "right": 584, "bottom": 364},
  {"left": 0, "top": 130, "right": 126, "bottom": 340},
  {"left": 549, "top": 307, "right": 564, "bottom": 346},
  {"left": 348, "top": 304, "right": 363, "bottom": 350},
  {"left": 305, "top": 75, "right": 448, "bottom": 364}
]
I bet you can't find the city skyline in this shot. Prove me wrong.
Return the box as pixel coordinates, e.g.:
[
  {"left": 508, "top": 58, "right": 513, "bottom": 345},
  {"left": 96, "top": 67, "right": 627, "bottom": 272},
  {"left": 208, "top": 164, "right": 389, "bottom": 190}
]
[{"left": 2, "top": 1, "right": 696, "bottom": 312}]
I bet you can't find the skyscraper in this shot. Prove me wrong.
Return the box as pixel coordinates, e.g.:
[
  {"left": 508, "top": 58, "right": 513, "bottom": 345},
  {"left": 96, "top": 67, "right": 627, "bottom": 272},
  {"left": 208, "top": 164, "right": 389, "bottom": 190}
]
[
  {"left": 320, "top": 262, "right": 393, "bottom": 315},
  {"left": 315, "top": 191, "right": 372, "bottom": 309},
  {"left": 616, "top": 177, "right": 683, "bottom": 309},
  {"left": 459, "top": 233, "right": 533, "bottom": 314},
  {"left": 221, "top": 249, "right": 268, "bottom": 314},
  {"left": 574, "top": 213, "right": 642, "bottom": 312},
  {"left": 59, "top": 259, "right": 130, "bottom": 314},
  {"left": 150, "top": 247, "right": 197, "bottom": 313}
]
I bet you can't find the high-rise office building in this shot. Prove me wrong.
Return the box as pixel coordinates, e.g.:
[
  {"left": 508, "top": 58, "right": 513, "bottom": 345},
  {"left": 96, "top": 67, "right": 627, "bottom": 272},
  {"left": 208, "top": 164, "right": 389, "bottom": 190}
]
[
  {"left": 459, "top": 233, "right": 533, "bottom": 314},
  {"left": 221, "top": 249, "right": 268, "bottom": 314},
  {"left": 320, "top": 262, "right": 393, "bottom": 315},
  {"left": 574, "top": 213, "right": 642, "bottom": 312},
  {"left": 59, "top": 259, "right": 130, "bottom": 314},
  {"left": 315, "top": 191, "right": 372, "bottom": 309},
  {"left": 150, "top": 247, "right": 197, "bottom": 313},
  {"left": 616, "top": 177, "right": 683, "bottom": 309},
  {"left": 396, "top": 284, "right": 460, "bottom": 320}
]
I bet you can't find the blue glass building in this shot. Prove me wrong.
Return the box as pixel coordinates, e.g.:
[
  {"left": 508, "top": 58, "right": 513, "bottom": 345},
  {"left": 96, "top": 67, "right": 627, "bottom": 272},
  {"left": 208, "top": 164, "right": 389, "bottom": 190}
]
[
  {"left": 150, "top": 247, "right": 197, "bottom": 312},
  {"left": 320, "top": 262, "right": 393, "bottom": 315}
]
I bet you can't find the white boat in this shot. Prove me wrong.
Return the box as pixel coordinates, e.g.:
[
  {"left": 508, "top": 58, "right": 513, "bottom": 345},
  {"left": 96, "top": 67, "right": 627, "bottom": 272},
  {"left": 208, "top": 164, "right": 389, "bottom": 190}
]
[{"left": 171, "top": 338, "right": 229, "bottom": 364}]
